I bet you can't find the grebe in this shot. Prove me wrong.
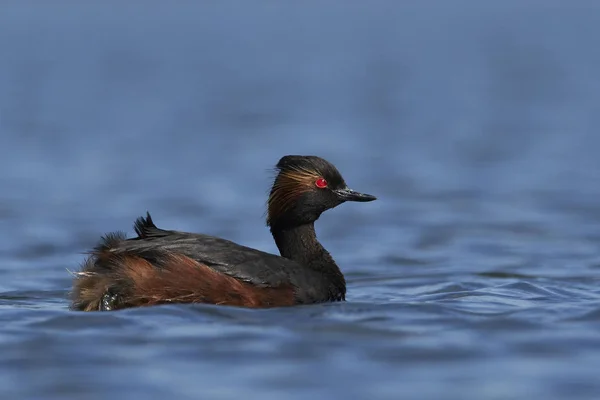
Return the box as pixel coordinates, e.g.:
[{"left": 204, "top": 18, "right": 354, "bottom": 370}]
[{"left": 71, "top": 155, "right": 376, "bottom": 311}]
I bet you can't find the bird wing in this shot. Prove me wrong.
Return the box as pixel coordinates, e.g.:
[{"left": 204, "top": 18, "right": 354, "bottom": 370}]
[{"left": 119, "top": 213, "right": 305, "bottom": 288}]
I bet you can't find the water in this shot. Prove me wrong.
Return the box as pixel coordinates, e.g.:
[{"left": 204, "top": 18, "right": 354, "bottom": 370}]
[{"left": 1, "top": 1, "right": 600, "bottom": 399}]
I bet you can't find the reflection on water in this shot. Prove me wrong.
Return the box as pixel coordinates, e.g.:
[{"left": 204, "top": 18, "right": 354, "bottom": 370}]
[{"left": 1, "top": 1, "right": 600, "bottom": 400}]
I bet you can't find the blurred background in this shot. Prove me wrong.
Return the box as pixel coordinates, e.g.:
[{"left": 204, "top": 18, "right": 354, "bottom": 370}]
[{"left": 1, "top": 1, "right": 600, "bottom": 399}]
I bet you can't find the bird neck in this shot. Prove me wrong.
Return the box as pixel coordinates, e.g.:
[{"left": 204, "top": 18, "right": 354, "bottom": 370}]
[{"left": 270, "top": 222, "right": 345, "bottom": 292}]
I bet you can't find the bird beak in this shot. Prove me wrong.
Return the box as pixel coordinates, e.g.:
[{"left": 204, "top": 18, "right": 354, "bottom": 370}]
[{"left": 334, "top": 187, "right": 377, "bottom": 202}]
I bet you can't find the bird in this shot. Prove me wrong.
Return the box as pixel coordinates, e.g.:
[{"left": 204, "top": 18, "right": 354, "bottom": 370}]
[{"left": 70, "top": 155, "right": 376, "bottom": 311}]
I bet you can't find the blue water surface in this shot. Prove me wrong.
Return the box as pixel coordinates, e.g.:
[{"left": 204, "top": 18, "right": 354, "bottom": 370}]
[{"left": 1, "top": 1, "right": 600, "bottom": 399}]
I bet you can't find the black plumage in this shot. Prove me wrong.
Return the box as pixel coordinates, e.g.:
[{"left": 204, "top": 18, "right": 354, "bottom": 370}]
[{"left": 70, "top": 155, "right": 376, "bottom": 311}]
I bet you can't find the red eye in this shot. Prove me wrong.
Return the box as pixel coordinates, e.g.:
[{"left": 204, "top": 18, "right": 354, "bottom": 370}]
[{"left": 315, "top": 178, "right": 328, "bottom": 188}]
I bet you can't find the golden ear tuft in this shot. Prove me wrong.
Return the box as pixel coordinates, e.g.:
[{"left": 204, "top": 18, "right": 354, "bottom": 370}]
[{"left": 266, "top": 166, "right": 322, "bottom": 226}]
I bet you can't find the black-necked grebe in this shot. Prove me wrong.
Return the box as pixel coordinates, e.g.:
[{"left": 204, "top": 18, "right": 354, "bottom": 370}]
[{"left": 71, "top": 155, "right": 376, "bottom": 311}]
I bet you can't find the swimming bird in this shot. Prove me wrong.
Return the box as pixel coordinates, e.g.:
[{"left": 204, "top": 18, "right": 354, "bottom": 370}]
[{"left": 71, "top": 155, "right": 376, "bottom": 311}]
